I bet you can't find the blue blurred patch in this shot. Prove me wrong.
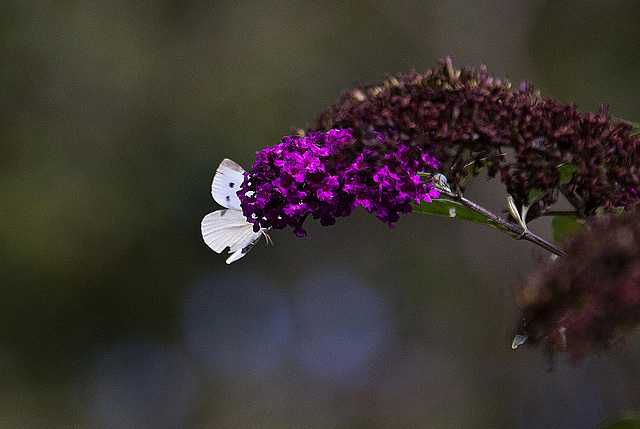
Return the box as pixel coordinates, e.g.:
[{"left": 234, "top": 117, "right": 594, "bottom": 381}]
[
  {"left": 183, "top": 271, "right": 292, "bottom": 380},
  {"left": 292, "top": 266, "right": 392, "bottom": 385}
]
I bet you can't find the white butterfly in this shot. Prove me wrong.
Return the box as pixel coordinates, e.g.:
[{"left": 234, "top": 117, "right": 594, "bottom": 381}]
[{"left": 201, "top": 158, "right": 270, "bottom": 264}]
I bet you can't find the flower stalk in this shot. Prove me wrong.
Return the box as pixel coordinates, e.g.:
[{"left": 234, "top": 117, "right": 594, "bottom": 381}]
[{"left": 433, "top": 183, "right": 567, "bottom": 257}]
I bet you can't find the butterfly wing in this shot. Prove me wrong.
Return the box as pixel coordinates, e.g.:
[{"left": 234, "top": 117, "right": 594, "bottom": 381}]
[
  {"left": 201, "top": 209, "right": 263, "bottom": 263},
  {"left": 225, "top": 232, "right": 263, "bottom": 264},
  {"left": 212, "top": 158, "right": 246, "bottom": 210},
  {"left": 204, "top": 158, "right": 267, "bottom": 263}
]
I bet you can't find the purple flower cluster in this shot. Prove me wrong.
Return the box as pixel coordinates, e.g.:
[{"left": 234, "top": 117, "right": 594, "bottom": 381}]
[{"left": 238, "top": 129, "right": 439, "bottom": 236}]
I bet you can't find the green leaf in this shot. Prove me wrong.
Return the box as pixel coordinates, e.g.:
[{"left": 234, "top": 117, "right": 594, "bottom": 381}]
[
  {"left": 527, "top": 163, "right": 579, "bottom": 207},
  {"left": 461, "top": 157, "right": 495, "bottom": 186},
  {"left": 557, "top": 163, "right": 579, "bottom": 183},
  {"left": 551, "top": 214, "right": 583, "bottom": 243},
  {"left": 595, "top": 206, "right": 626, "bottom": 217},
  {"left": 622, "top": 119, "right": 640, "bottom": 136},
  {"left": 613, "top": 116, "right": 640, "bottom": 136},
  {"left": 594, "top": 413, "right": 640, "bottom": 429},
  {"left": 413, "top": 198, "right": 512, "bottom": 234}
]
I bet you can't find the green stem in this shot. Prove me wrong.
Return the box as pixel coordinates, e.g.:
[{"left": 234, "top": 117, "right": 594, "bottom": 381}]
[
  {"left": 558, "top": 184, "right": 585, "bottom": 215},
  {"left": 437, "top": 187, "right": 567, "bottom": 257}
]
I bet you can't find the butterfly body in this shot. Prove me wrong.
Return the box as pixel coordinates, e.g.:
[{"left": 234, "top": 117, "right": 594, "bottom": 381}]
[{"left": 201, "top": 159, "right": 267, "bottom": 264}]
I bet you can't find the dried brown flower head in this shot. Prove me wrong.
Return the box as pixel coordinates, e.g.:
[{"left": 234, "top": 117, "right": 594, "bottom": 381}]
[
  {"left": 312, "top": 57, "right": 640, "bottom": 220},
  {"left": 517, "top": 210, "right": 640, "bottom": 362}
]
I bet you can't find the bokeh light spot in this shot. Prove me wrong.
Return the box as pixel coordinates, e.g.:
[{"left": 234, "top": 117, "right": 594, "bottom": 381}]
[
  {"left": 183, "top": 271, "right": 292, "bottom": 380},
  {"left": 292, "top": 267, "right": 392, "bottom": 385}
]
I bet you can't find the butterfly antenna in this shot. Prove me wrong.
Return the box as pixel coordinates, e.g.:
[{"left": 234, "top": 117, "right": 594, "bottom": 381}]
[{"left": 262, "top": 230, "right": 273, "bottom": 246}]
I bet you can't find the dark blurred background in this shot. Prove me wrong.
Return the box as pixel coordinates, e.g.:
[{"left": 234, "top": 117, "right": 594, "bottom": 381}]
[{"left": 1, "top": 1, "right": 640, "bottom": 427}]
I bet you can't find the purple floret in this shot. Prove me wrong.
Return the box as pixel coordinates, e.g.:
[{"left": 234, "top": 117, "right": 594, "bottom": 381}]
[{"left": 238, "top": 129, "right": 439, "bottom": 236}]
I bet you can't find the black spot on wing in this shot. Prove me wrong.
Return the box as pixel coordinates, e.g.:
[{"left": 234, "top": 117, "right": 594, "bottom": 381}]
[
  {"left": 229, "top": 182, "right": 235, "bottom": 188},
  {"left": 219, "top": 209, "right": 228, "bottom": 217},
  {"left": 226, "top": 196, "right": 230, "bottom": 201}
]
